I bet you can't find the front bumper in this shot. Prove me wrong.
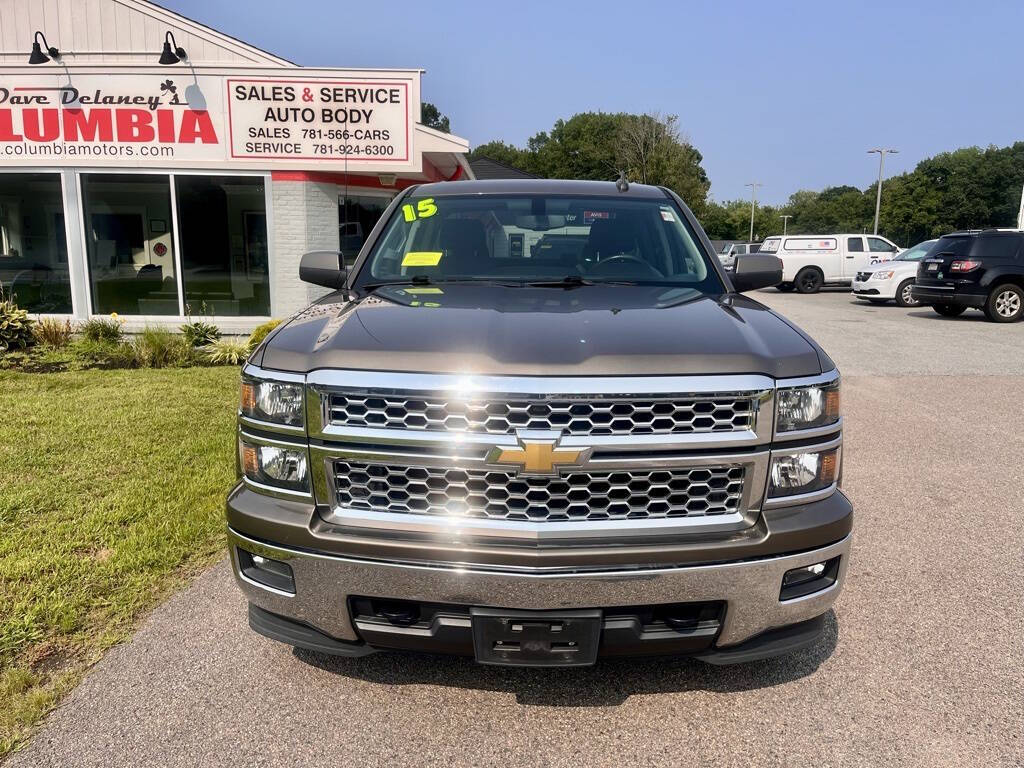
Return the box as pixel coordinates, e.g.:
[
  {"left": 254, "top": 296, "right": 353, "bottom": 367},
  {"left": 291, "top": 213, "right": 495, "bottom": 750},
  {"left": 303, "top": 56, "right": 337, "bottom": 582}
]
[
  {"left": 228, "top": 519, "right": 851, "bottom": 657},
  {"left": 852, "top": 278, "right": 895, "bottom": 298}
]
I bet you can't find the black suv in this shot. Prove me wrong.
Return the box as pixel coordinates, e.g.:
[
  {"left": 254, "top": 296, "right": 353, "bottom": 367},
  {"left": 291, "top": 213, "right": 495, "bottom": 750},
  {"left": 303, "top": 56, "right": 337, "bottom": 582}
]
[{"left": 912, "top": 230, "right": 1024, "bottom": 322}]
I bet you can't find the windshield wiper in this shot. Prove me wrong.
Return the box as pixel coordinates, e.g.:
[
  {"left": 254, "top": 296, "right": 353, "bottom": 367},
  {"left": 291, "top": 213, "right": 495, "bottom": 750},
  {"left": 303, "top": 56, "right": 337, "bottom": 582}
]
[
  {"left": 362, "top": 274, "right": 436, "bottom": 290},
  {"left": 524, "top": 274, "right": 595, "bottom": 288},
  {"left": 523, "top": 275, "right": 646, "bottom": 289},
  {"left": 361, "top": 276, "right": 523, "bottom": 291},
  {"left": 362, "top": 275, "right": 654, "bottom": 292}
]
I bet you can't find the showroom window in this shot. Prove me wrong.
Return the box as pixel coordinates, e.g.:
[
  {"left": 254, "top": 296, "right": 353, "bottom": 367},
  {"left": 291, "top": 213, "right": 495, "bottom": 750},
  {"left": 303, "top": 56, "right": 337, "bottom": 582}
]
[
  {"left": 82, "top": 173, "right": 270, "bottom": 317},
  {"left": 175, "top": 176, "right": 270, "bottom": 316},
  {"left": 82, "top": 173, "right": 179, "bottom": 316},
  {"left": 0, "top": 173, "right": 72, "bottom": 313}
]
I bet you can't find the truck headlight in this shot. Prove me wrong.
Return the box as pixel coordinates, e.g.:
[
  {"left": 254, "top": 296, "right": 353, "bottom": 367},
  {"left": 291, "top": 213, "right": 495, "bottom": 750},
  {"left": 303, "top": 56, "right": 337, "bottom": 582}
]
[
  {"left": 776, "top": 377, "right": 840, "bottom": 433},
  {"left": 240, "top": 439, "right": 310, "bottom": 493},
  {"left": 241, "top": 376, "right": 304, "bottom": 427},
  {"left": 769, "top": 447, "right": 839, "bottom": 498}
]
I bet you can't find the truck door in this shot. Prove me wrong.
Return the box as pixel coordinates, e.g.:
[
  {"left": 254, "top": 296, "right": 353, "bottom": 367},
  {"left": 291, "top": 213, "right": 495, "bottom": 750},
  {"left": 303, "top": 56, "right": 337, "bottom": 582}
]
[
  {"left": 845, "top": 236, "right": 867, "bottom": 278},
  {"left": 867, "top": 236, "right": 899, "bottom": 267}
]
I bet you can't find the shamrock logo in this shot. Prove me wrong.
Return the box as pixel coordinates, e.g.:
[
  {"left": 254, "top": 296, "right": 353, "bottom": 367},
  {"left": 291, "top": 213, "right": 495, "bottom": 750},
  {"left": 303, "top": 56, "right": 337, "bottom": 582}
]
[{"left": 160, "top": 79, "right": 177, "bottom": 94}]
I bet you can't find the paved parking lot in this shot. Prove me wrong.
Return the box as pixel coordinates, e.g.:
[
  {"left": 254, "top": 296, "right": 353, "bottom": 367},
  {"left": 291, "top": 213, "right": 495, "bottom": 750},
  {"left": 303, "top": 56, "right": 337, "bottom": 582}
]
[{"left": 10, "top": 290, "right": 1024, "bottom": 768}]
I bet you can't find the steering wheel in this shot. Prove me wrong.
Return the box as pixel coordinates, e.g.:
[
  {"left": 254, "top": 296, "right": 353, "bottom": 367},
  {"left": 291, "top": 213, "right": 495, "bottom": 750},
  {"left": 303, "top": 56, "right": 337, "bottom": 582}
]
[{"left": 589, "top": 254, "right": 664, "bottom": 279}]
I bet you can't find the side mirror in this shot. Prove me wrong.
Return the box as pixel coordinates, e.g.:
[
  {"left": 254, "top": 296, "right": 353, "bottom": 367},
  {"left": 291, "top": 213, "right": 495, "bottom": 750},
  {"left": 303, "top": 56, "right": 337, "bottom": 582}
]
[
  {"left": 731, "top": 253, "right": 783, "bottom": 292},
  {"left": 299, "top": 250, "right": 347, "bottom": 289}
]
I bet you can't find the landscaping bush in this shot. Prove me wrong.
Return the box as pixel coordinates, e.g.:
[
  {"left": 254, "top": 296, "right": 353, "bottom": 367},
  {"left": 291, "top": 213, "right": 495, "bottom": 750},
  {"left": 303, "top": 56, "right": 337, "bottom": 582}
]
[
  {"left": 132, "top": 327, "right": 195, "bottom": 369},
  {"left": 81, "top": 316, "right": 123, "bottom": 343},
  {"left": 74, "top": 339, "right": 137, "bottom": 369},
  {"left": 0, "top": 298, "right": 35, "bottom": 353},
  {"left": 202, "top": 338, "right": 248, "bottom": 365},
  {"left": 181, "top": 320, "right": 222, "bottom": 348},
  {"left": 246, "top": 318, "right": 282, "bottom": 353},
  {"left": 33, "top": 317, "right": 74, "bottom": 348}
]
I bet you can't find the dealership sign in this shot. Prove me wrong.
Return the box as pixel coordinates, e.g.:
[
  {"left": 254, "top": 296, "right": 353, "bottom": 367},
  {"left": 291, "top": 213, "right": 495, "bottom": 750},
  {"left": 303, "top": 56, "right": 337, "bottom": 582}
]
[{"left": 0, "top": 69, "right": 418, "bottom": 172}]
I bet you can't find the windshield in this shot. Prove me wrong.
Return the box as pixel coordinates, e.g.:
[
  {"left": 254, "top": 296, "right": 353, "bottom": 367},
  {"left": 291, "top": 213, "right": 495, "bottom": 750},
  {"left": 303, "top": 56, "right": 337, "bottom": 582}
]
[
  {"left": 895, "top": 240, "right": 937, "bottom": 261},
  {"left": 357, "top": 194, "right": 725, "bottom": 292}
]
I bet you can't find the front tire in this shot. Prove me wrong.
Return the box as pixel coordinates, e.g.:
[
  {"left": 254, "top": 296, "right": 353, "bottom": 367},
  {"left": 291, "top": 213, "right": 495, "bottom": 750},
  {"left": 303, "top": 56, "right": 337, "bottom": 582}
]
[
  {"left": 984, "top": 283, "right": 1024, "bottom": 322},
  {"left": 895, "top": 278, "right": 920, "bottom": 308},
  {"left": 933, "top": 303, "right": 967, "bottom": 318},
  {"left": 795, "top": 268, "right": 824, "bottom": 294}
]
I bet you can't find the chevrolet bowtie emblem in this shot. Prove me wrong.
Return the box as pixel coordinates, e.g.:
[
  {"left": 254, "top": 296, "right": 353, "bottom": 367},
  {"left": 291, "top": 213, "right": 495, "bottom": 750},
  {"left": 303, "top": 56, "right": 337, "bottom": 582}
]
[{"left": 485, "top": 434, "right": 591, "bottom": 476}]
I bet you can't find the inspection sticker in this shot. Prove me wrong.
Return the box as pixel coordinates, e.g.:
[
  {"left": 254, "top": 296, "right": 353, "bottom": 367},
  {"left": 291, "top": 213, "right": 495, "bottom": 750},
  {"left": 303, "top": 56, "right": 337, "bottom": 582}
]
[
  {"left": 660, "top": 208, "right": 676, "bottom": 222},
  {"left": 401, "top": 251, "right": 443, "bottom": 267}
]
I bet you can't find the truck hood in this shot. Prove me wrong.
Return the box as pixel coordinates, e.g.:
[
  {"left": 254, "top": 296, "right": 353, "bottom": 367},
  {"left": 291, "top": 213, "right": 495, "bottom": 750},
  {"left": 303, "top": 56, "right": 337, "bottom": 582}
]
[{"left": 257, "top": 284, "right": 827, "bottom": 378}]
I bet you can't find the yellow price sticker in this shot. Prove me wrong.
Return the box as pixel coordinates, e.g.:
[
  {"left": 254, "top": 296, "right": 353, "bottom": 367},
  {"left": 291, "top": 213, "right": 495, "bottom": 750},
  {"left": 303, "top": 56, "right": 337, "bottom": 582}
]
[
  {"left": 405, "top": 287, "right": 444, "bottom": 295},
  {"left": 401, "top": 251, "right": 443, "bottom": 267}
]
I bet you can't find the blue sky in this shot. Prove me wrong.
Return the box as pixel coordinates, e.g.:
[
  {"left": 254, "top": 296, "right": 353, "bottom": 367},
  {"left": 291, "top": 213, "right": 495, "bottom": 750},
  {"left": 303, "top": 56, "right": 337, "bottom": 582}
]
[{"left": 165, "top": 0, "right": 1024, "bottom": 204}]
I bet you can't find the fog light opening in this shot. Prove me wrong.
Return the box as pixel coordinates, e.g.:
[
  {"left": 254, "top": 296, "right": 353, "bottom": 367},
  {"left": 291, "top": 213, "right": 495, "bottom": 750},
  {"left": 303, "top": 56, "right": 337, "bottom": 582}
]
[
  {"left": 780, "top": 556, "right": 840, "bottom": 601},
  {"left": 238, "top": 547, "right": 295, "bottom": 595}
]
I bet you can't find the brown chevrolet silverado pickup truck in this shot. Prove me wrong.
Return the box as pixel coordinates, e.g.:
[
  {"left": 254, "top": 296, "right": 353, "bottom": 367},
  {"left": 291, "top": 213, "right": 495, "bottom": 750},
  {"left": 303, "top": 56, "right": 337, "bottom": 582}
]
[{"left": 227, "top": 178, "right": 851, "bottom": 667}]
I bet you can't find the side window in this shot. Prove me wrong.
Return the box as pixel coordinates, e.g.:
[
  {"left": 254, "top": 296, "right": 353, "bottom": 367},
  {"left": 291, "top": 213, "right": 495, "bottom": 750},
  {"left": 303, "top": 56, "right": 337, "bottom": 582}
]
[
  {"left": 975, "top": 235, "right": 1021, "bottom": 262},
  {"left": 868, "top": 237, "right": 895, "bottom": 253},
  {"left": 847, "top": 237, "right": 864, "bottom": 252}
]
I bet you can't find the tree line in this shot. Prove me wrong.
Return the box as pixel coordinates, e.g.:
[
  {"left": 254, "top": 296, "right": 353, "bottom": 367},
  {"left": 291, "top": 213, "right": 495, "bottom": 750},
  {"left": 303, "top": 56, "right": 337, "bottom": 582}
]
[
  {"left": 705, "top": 143, "right": 1024, "bottom": 245},
  {"left": 463, "top": 109, "right": 1024, "bottom": 247}
]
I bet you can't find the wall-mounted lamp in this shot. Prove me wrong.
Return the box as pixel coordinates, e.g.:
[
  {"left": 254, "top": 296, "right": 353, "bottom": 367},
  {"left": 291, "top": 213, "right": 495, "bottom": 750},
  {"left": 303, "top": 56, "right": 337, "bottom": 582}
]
[
  {"left": 378, "top": 174, "right": 398, "bottom": 187},
  {"left": 159, "top": 31, "right": 188, "bottom": 65},
  {"left": 28, "top": 31, "right": 60, "bottom": 64}
]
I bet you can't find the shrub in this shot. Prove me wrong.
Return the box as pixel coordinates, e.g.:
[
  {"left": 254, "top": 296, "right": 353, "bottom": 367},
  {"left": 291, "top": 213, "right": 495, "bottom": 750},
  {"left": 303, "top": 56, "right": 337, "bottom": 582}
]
[
  {"left": 246, "top": 319, "right": 282, "bottom": 353},
  {"left": 81, "top": 316, "right": 123, "bottom": 343},
  {"left": 72, "top": 339, "right": 137, "bottom": 369},
  {"left": 33, "top": 317, "right": 74, "bottom": 348},
  {"left": 132, "top": 327, "right": 195, "bottom": 369},
  {"left": 0, "top": 298, "right": 35, "bottom": 353},
  {"left": 202, "top": 339, "right": 248, "bottom": 365},
  {"left": 181, "top": 320, "right": 222, "bottom": 348},
  {"left": 0, "top": 350, "right": 34, "bottom": 370}
]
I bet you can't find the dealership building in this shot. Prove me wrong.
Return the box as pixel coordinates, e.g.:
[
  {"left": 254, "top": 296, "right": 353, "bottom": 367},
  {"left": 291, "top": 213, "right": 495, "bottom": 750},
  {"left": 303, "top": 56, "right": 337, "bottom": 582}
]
[{"left": 0, "top": 0, "right": 472, "bottom": 330}]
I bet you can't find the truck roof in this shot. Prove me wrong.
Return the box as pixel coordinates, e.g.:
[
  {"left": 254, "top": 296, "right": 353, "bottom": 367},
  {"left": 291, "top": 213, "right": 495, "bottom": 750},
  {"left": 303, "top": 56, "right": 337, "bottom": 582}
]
[{"left": 411, "top": 178, "right": 672, "bottom": 199}]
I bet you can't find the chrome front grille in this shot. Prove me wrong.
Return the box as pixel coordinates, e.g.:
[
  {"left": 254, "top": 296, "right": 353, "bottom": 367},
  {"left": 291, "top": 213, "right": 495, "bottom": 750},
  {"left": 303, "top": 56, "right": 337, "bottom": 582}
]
[
  {"left": 327, "top": 393, "right": 757, "bottom": 436},
  {"left": 332, "top": 460, "right": 746, "bottom": 522}
]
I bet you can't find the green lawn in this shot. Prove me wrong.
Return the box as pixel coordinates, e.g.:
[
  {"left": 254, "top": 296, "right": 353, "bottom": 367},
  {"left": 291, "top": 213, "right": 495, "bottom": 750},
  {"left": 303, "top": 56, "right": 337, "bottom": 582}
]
[{"left": 0, "top": 366, "right": 240, "bottom": 756}]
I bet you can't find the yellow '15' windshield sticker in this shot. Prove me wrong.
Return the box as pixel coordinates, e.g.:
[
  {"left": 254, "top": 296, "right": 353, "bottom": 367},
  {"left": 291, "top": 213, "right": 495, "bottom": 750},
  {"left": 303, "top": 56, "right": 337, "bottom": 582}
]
[
  {"left": 402, "top": 251, "right": 443, "bottom": 267},
  {"left": 402, "top": 198, "right": 438, "bottom": 222}
]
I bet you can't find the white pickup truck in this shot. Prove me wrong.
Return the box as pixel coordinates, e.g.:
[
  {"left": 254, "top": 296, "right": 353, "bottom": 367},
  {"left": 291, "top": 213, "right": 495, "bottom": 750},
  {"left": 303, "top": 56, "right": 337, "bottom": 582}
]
[{"left": 760, "top": 234, "right": 901, "bottom": 293}]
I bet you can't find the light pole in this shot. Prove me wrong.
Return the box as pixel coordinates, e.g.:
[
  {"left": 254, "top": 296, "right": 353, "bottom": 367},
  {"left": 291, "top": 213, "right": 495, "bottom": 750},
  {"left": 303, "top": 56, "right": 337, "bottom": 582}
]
[
  {"left": 779, "top": 214, "right": 792, "bottom": 235},
  {"left": 745, "top": 182, "right": 762, "bottom": 242},
  {"left": 867, "top": 148, "right": 898, "bottom": 235}
]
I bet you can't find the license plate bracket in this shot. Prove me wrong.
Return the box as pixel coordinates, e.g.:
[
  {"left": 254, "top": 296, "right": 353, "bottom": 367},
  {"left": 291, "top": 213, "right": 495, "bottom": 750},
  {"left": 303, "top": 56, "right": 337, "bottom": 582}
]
[{"left": 470, "top": 607, "right": 602, "bottom": 667}]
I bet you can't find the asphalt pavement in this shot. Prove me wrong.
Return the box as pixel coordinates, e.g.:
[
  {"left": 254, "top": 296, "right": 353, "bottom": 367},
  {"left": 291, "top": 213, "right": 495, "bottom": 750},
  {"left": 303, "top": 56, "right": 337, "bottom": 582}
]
[{"left": 9, "top": 289, "right": 1024, "bottom": 767}]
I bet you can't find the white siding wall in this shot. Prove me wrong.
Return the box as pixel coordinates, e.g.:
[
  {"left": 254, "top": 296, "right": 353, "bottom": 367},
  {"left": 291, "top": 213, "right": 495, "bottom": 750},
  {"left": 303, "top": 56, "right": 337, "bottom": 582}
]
[
  {"left": 0, "top": 0, "right": 292, "bottom": 66},
  {"left": 270, "top": 178, "right": 339, "bottom": 317}
]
